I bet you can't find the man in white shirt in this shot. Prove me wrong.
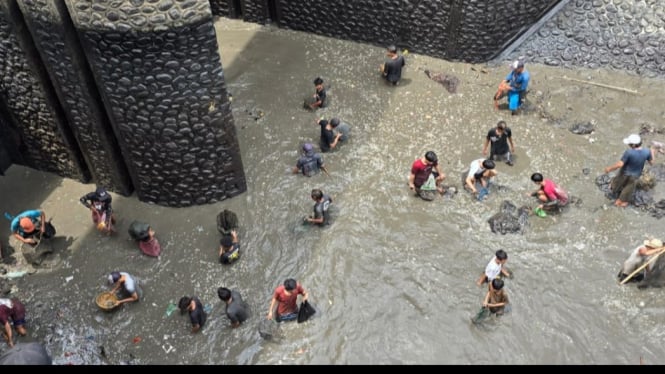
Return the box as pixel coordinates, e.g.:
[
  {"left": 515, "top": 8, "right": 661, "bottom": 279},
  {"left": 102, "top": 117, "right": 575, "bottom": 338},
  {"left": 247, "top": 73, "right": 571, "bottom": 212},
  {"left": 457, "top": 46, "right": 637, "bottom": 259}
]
[{"left": 476, "top": 249, "right": 512, "bottom": 289}]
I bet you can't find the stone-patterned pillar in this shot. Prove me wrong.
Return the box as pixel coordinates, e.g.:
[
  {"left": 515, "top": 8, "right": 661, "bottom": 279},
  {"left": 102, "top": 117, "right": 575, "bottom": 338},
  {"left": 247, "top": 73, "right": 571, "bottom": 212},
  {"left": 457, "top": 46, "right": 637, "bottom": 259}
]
[
  {"left": 241, "top": 0, "right": 267, "bottom": 24},
  {"left": 17, "top": 0, "right": 133, "bottom": 195},
  {"left": 65, "top": 0, "right": 246, "bottom": 207},
  {"left": 0, "top": 0, "right": 88, "bottom": 181},
  {"left": 209, "top": 0, "right": 230, "bottom": 17}
]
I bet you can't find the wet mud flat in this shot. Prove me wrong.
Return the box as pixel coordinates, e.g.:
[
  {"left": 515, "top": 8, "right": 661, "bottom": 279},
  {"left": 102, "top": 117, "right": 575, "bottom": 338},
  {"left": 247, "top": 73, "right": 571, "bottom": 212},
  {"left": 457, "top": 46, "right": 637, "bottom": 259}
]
[{"left": 1, "top": 18, "right": 665, "bottom": 364}]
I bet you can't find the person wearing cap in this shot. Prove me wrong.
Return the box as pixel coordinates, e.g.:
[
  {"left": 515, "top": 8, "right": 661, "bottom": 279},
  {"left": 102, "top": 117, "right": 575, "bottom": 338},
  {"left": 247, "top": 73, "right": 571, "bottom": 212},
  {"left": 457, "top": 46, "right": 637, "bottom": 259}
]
[
  {"left": 266, "top": 278, "right": 309, "bottom": 322},
  {"left": 494, "top": 59, "right": 530, "bottom": 114},
  {"left": 604, "top": 134, "right": 653, "bottom": 207},
  {"left": 408, "top": 151, "right": 446, "bottom": 198},
  {"left": 465, "top": 159, "right": 497, "bottom": 200},
  {"left": 10, "top": 209, "right": 48, "bottom": 245},
  {"left": 80, "top": 186, "right": 114, "bottom": 233},
  {"left": 219, "top": 229, "right": 240, "bottom": 265},
  {"left": 380, "top": 45, "right": 405, "bottom": 85},
  {"left": 330, "top": 117, "right": 350, "bottom": 143},
  {"left": 528, "top": 172, "right": 568, "bottom": 211},
  {"left": 0, "top": 297, "right": 27, "bottom": 348},
  {"left": 318, "top": 118, "right": 342, "bottom": 153},
  {"left": 305, "top": 189, "right": 333, "bottom": 226},
  {"left": 618, "top": 238, "right": 664, "bottom": 283},
  {"left": 482, "top": 120, "right": 515, "bottom": 166},
  {"left": 307, "top": 77, "right": 327, "bottom": 110},
  {"left": 108, "top": 271, "right": 141, "bottom": 305},
  {"left": 292, "top": 143, "right": 328, "bottom": 177}
]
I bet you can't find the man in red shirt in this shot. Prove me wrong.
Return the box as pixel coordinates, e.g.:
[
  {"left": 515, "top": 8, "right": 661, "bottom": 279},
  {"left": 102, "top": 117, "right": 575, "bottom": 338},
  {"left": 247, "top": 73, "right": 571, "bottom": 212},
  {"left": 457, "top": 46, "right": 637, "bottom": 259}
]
[
  {"left": 266, "top": 278, "right": 309, "bottom": 323},
  {"left": 408, "top": 151, "right": 446, "bottom": 198},
  {"left": 0, "top": 298, "right": 27, "bottom": 348}
]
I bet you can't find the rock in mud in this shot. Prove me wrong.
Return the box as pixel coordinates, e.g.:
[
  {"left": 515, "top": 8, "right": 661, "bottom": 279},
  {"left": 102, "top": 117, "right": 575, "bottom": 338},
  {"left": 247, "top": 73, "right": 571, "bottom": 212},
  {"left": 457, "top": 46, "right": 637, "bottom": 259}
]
[{"left": 487, "top": 200, "right": 530, "bottom": 234}]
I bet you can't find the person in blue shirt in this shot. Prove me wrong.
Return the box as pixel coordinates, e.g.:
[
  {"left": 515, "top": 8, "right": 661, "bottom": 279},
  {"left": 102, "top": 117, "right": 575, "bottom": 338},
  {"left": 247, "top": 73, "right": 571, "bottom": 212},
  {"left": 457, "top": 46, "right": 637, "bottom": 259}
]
[
  {"left": 494, "top": 60, "right": 530, "bottom": 114},
  {"left": 10, "top": 210, "right": 49, "bottom": 245},
  {"left": 604, "top": 134, "right": 653, "bottom": 207}
]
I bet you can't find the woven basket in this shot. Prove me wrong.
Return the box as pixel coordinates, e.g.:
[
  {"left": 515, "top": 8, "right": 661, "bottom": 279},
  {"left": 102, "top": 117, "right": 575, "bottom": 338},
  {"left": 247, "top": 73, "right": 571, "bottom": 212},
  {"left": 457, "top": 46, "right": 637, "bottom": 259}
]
[{"left": 95, "top": 292, "right": 119, "bottom": 311}]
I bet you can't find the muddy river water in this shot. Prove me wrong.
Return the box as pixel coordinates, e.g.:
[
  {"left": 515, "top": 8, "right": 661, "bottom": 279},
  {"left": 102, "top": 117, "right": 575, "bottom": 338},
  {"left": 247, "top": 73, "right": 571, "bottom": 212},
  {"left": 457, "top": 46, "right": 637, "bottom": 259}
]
[{"left": 2, "top": 18, "right": 665, "bottom": 364}]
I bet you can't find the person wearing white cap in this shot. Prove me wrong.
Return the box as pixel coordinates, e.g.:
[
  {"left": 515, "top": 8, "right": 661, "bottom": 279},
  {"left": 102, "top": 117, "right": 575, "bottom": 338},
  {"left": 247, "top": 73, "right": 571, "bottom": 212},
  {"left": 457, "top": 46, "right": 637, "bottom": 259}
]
[
  {"left": 618, "top": 238, "right": 664, "bottom": 283},
  {"left": 493, "top": 58, "right": 530, "bottom": 114},
  {"left": 604, "top": 134, "right": 653, "bottom": 207}
]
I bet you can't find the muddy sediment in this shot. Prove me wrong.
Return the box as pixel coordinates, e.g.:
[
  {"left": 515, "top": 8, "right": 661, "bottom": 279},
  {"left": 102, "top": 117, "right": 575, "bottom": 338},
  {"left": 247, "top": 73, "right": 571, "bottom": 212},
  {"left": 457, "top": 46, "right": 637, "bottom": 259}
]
[{"left": 1, "top": 18, "right": 665, "bottom": 364}]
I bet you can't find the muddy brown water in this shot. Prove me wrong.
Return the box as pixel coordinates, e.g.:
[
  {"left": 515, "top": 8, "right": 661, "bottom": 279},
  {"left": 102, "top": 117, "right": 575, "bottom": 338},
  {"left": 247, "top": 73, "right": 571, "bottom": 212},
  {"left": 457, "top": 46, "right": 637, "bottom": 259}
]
[{"left": 2, "top": 18, "right": 665, "bottom": 365}]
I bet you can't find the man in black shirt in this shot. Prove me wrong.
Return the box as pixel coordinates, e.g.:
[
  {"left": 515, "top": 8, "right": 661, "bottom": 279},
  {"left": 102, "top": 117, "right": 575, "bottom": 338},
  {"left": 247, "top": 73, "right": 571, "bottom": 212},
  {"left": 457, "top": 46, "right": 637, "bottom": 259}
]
[
  {"left": 217, "top": 287, "right": 250, "bottom": 328},
  {"left": 380, "top": 45, "right": 405, "bottom": 85},
  {"left": 308, "top": 77, "right": 327, "bottom": 110},
  {"left": 178, "top": 296, "right": 207, "bottom": 333},
  {"left": 80, "top": 186, "right": 115, "bottom": 232},
  {"left": 482, "top": 120, "right": 515, "bottom": 166},
  {"left": 319, "top": 119, "right": 341, "bottom": 153}
]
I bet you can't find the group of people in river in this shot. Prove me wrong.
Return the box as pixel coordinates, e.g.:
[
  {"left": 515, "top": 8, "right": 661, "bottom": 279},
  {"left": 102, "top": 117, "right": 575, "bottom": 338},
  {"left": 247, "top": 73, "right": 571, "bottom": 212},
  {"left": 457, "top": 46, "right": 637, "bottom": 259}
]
[{"left": 0, "top": 48, "right": 661, "bottom": 350}]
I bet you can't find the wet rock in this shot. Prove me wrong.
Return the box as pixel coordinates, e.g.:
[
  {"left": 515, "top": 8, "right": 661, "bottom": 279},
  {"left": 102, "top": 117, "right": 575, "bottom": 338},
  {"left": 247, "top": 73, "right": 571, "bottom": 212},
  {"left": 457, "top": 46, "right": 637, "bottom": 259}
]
[
  {"left": 569, "top": 121, "right": 595, "bottom": 134},
  {"left": 423, "top": 70, "right": 460, "bottom": 93},
  {"left": 487, "top": 200, "right": 530, "bottom": 235}
]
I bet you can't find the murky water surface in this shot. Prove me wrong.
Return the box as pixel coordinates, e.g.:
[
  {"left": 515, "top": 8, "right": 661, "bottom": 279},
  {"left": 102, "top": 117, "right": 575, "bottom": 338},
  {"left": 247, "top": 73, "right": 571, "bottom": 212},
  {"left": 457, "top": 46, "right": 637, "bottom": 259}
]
[{"left": 2, "top": 19, "right": 665, "bottom": 365}]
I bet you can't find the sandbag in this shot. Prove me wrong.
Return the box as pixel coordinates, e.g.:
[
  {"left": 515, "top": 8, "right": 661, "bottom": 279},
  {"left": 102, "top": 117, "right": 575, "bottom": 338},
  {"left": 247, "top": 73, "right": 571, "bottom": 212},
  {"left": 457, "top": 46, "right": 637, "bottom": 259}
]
[
  {"left": 128, "top": 220, "right": 151, "bottom": 241},
  {"left": 297, "top": 300, "right": 316, "bottom": 323},
  {"left": 216, "top": 210, "right": 238, "bottom": 235}
]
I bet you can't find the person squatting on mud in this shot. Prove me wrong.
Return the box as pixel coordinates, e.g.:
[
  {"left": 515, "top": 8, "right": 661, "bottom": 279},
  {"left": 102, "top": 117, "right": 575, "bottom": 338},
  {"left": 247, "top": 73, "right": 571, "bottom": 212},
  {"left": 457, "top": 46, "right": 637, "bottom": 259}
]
[
  {"left": 494, "top": 59, "right": 530, "bottom": 114},
  {"left": 0, "top": 298, "right": 27, "bottom": 348},
  {"left": 10, "top": 209, "right": 52, "bottom": 245},
  {"left": 604, "top": 134, "right": 653, "bottom": 208},
  {"left": 266, "top": 278, "right": 309, "bottom": 323},
  {"left": 482, "top": 120, "right": 515, "bottom": 166},
  {"left": 618, "top": 238, "right": 664, "bottom": 283},
  {"left": 465, "top": 159, "right": 497, "bottom": 200},
  {"left": 528, "top": 173, "right": 569, "bottom": 211},
  {"left": 108, "top": 271, "right": 141, "bottom": 305},
  {"left": 408, "top": 151, "right": 446, "bottom": 197}
]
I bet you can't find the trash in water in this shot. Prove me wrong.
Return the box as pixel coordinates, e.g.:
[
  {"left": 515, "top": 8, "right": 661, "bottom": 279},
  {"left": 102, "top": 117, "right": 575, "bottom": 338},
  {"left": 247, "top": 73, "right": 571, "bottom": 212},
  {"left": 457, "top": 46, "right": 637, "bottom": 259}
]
[
  {"left": 65, "top": 276, "right": 74, "bottom": 283},
  {"left": 477, "top": 188, "right": 489, "bottom": 201},
  {"left": 204, "top": 304, "right": 213, "bottom": 314},
  {"left": 132, "top": 336, "right": 142, "bottom": 344},
  {"left": 5, "top": 271, "right": 27, "bottom": 279},
  {"left": 165, "top": 303, "right": 177, "bottom": 317},
  {"left": 535, "top": 207, "right": 547, "bottom": 217}
]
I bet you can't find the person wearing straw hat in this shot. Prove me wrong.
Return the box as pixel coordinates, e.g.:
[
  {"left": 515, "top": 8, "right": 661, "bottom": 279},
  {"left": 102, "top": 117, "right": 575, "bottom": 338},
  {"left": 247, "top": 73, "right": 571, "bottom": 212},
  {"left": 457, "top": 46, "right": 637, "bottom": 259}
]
[
  {"left": 618, "top": 238, "right": 664, "bottom": 283},
  {"left": 604, "top": 134, "right": 653, "bottom": 208}
]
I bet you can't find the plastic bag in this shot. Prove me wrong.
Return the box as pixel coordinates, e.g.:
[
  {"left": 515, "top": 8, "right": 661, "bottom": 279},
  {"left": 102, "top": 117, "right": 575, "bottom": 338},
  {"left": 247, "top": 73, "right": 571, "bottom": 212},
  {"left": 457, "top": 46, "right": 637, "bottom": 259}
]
[{"left": 297, "top": 300, "right": 316, "bottom": 323}]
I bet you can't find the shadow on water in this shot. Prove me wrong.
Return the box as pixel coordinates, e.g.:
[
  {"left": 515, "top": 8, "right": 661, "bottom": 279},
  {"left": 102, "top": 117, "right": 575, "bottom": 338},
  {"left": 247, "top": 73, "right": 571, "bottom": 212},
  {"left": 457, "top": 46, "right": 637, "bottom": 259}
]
[{"left": 2, "top": 16, "right": 665, "bottom": 364}]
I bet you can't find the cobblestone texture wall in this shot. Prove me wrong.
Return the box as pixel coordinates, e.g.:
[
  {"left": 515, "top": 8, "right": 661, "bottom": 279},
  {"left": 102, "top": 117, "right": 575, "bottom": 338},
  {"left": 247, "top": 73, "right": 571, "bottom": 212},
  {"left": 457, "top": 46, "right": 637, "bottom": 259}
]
[
  {"left": 65, "top": 0, "right": 246, "bottom": 207},
  {"left": 209, "top": 0, "right": 230, "bottom": 17},
  {"left": 271, "top": 0, "right": 558, "bottom": 62},
  {"left": 509, "top": 0, "right": 665, "bottom": 78},
  {"left": 0, "top": 0, "right": 88, "bottom": 181},
  {"left": 239, "top": 0, "right": 266, "bottom": 24},
  {"left": 17, "top": 0, "right": 132, "bottom": 195}
]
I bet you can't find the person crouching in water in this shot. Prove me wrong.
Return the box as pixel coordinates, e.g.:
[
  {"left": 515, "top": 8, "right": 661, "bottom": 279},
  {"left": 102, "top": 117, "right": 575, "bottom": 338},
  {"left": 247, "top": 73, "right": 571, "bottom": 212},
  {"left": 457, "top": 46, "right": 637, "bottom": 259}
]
[
  {"left": 618, "top": 238, "right": 663, "bottom": 283},
  {"left": 219, "top": 229, "right": 240, "bottom": 265},
  {"left": 528, "top": 172, "right": 569, "bottom": 212},
  {"left": 304, "top": 189, "right": 332, "bottom": 226},
  {"left": 483, "top": 278, "right": 509, "bottom": 316}
]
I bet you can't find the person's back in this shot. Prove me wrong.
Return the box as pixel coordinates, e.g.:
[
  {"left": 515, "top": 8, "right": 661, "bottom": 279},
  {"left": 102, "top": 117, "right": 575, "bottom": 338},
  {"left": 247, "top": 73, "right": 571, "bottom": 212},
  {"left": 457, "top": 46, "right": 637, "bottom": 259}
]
[
  {"left": 622, "top": 147, "right": 652, "bottom": 176},
  {"left": 330, "top": 118, "right": 350, "bottom": 142},
  {"left": 313, "top": 194, "right": 333, "bottom": 225},
  {"left": 543, "top": 179, "right": 569, "bottom": 206},
  {"left": 227, "top": 290, "right": 250, "bottom": 324},
  {"left": 297, "top": 152, "right": 323, "bottom": 177}
]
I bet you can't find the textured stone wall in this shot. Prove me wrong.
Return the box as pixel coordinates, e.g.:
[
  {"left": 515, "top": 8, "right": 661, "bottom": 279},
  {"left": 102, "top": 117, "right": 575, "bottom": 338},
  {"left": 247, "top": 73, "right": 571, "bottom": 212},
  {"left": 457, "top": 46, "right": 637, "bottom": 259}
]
[
  {"left": 240, "top": 0, "right": 266, "bottom": 24},
  {"left": 65, "top": 0, "right": 246, "bottom": 207},
  {"left": 510, "top": 0, "right": 665, "bottom": 78},
  {"left": 0, "top": 0, "right": 88, "bottom": 181},
  {"left": 270, "top": 0, "right": 559, "bottom": 62},
  {"left": 209, "top": 0, "right": 230, "bottom": 17},
  {"left": 17, "top": 0, "right": 132, "bottom": 195}
]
